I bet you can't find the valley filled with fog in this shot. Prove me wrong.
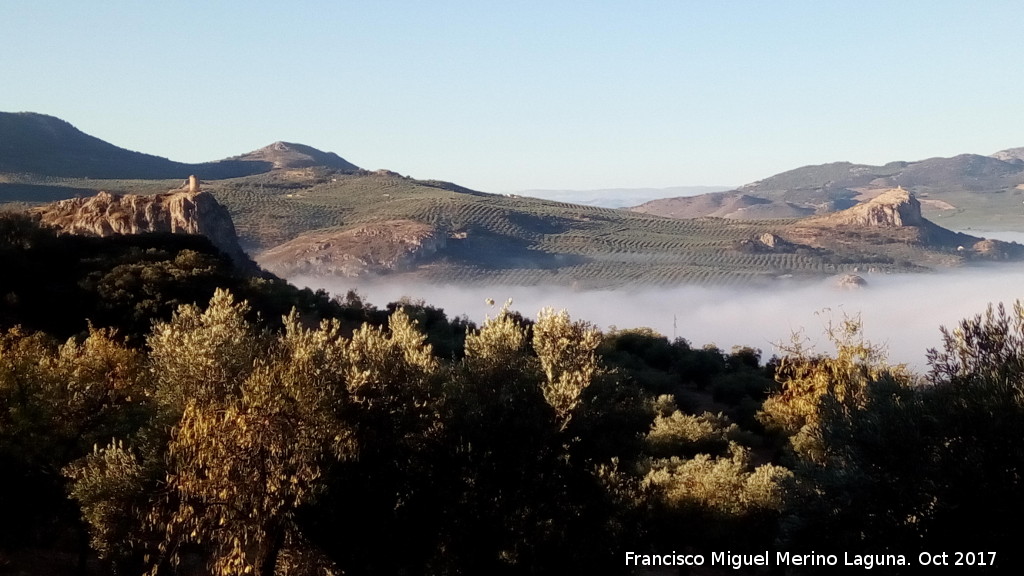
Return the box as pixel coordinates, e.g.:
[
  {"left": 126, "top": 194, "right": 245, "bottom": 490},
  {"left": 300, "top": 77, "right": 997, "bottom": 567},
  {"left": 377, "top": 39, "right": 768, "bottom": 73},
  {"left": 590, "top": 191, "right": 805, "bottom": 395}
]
[{"left": 299, "top": 261, "right": 1024, "bottom": 372}]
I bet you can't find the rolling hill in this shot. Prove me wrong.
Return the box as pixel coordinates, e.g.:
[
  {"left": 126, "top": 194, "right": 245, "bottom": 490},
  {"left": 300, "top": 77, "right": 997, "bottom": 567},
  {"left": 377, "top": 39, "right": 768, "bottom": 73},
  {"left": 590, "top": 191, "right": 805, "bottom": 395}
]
[
  {"left": 228, "top": 141, "right": 359, "bottom": 171},
  {"left": 516, "top": 185, "right": 732, "bottom": 208},
  {"left": 0, "top": 112, "right": 358, "bottom": 179},
  {"left": 2, "top": 112, "right": 1021, "bottom": 288},
  {"left": 633, "top": 151, "right": 1024, "bottom": 232}
]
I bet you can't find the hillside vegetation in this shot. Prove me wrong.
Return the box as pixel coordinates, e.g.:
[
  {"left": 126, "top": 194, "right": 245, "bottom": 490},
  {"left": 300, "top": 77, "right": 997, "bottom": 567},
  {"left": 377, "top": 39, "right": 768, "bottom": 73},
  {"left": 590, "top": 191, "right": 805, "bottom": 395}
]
[
  {"left": 2, "top": 112, "right": 1021, "bottom": 288},
  {"left": 0, "top": 112, "right": 283, "bottom": 179},
  {"left": 635, "top": 152, "right": 1024, "bottom": 232},
  {"left": 5, "top": 168, "right": 1007, "bottom": 288}
]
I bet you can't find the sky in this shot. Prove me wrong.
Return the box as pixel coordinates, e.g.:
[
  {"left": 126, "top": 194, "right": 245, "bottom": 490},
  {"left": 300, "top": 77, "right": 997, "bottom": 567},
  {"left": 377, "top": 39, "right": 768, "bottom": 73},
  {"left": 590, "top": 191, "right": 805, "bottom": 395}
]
[{"left": 3, "top": 1, "right": 1023, "bottom": 192}]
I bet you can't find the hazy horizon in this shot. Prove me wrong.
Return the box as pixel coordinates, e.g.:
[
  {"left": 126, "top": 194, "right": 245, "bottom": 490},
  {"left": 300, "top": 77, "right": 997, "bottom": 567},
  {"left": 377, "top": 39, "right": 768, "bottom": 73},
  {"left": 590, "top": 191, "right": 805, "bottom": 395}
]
[{"left": 513, "top": 185, "right": 735, "bottom": 208}]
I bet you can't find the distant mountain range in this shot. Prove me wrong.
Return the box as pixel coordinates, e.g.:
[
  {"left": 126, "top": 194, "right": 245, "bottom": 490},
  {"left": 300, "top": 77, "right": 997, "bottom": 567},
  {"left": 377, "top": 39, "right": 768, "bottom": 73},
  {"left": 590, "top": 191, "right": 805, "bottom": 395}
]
[
  {"left": 3, "top": 111, "right": 1023, "bottom": 287},
  {"left": 0, "top": 112, "right": 358, "bottom": 179},
  {"left": 632, "top": 151, "right": 1024, "bottom": 232},
  {"left": 517, "top": 186, "right": 733, "bottom": 208}
]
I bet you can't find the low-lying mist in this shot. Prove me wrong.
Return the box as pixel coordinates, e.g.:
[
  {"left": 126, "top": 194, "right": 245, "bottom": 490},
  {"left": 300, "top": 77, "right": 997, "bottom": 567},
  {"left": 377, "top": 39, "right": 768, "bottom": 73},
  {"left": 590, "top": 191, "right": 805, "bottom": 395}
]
[{"left": 296, "top": 264, "right": 1024, "bottom": 371}]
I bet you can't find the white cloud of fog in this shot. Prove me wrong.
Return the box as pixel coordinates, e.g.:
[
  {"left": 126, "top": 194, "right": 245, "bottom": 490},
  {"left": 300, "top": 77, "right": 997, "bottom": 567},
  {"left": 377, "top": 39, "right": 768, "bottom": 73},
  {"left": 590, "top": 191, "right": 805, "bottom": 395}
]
[{"left": 294, "top": 263, "right": 1024, "bottom": 372}]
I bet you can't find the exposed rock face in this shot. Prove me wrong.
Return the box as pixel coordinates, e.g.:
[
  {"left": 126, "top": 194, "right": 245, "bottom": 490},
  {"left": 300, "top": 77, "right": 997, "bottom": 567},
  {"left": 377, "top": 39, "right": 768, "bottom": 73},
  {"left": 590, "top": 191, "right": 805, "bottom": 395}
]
[
  {"left": 257, "top": 220, "right": 445, "bottom": 278},
  {"left": 991, "top": 147, "right": 1024, "bottom": 164},
  {"left": 834, "top": 273, "right": 868, "bottom": 290},
  {"left": 822, "top": 188, "right": 923, "bottom": 227},
  {"left": 759, "top": 233, "right": 781, "bottom": 248},
  {"left": 787, "top": 186, "right": 1024, "bottom": 264},
  {"left": 734, "top": 231, "right": 804, "bottom": 254},
  {"left": 970, "top": 238, "right": 1024, "bottom": 260},
  {"left": 33, "top": 189, "right": 250, "bottom": 266}
]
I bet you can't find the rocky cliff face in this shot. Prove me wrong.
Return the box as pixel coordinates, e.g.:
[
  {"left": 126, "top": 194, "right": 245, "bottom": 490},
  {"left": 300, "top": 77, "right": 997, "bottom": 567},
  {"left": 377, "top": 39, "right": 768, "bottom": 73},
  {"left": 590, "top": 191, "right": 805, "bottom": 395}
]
[
  {"left": 256, "top": 220, "right": 445, "bottom": 278},
  {"left": 787, "top": 187, "right": 1024, "bottom": 262},
  {"left": 820, "top": 188, "right": 923, "bottom": 227},
  {"left": 990, "top": 147, "right": 1024, "bottom": 164},
  {"left": 33, "top": 189, "right": 251, "bottom": 266}
]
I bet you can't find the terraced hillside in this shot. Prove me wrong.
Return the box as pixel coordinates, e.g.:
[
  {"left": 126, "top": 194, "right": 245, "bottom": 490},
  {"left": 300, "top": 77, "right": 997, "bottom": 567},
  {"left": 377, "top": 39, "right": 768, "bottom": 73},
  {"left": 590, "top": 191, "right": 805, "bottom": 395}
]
[
  {"left": 634, "top": 151, "right": 1024, "bottom": 232},
  {"left": 3, "top": 113, "right": 1017, "bottom": 288},
  {"left": 4, "top": 165, "right": 1013, "bottom": 288},
  {"left": 207, "top": 172, "right": 1017, "bottom": 288}
]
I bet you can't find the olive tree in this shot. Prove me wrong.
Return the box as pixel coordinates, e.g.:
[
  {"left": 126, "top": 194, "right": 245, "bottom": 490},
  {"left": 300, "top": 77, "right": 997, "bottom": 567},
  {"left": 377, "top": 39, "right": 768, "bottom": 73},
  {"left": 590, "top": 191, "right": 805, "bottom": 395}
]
[{"left": 532, "top": 307, "right": 602, "bottom": 431}]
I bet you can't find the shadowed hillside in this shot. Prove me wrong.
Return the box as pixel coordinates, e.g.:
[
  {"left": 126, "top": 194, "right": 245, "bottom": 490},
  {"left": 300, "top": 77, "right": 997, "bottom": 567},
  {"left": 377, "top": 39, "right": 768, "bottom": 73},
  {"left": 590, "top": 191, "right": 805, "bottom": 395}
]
[{"left": 0, "top": 112, "right": 356, "bottom": 180}]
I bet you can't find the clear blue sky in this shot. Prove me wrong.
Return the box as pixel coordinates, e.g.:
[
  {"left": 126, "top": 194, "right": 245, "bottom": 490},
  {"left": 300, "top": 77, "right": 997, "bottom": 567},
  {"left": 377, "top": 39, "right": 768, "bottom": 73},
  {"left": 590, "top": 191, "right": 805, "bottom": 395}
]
[{"left": 3, "top": 1, "right": 1022, "bottom": 192}]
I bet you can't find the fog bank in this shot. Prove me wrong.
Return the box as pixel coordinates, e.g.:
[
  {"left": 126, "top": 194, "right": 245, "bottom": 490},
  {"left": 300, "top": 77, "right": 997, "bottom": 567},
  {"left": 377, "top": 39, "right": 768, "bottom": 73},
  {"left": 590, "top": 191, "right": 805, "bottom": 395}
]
[
  {"left": 296, "top": 264, "right": 1024, "bottom": 371},
  {"left": 957, "top": 230, "right": 1024, "bottom": 244}
]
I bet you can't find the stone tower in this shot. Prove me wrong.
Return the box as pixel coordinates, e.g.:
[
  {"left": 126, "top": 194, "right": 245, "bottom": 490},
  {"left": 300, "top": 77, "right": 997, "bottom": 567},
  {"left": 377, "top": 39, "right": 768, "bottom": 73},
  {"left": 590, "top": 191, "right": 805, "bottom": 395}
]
[{"left": 188, "top": 175, "right": 200, "bottom": 193}]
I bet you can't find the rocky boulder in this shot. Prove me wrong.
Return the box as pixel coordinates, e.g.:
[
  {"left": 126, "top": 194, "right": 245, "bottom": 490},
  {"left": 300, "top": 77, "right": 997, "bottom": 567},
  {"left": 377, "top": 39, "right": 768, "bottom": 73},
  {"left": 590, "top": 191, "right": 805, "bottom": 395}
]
[
  {"left": 734, "top": 231, "right": 805, "bottom": 254},
  {"left": 834, "top": 273, "right": 868, "bottom": 290}
]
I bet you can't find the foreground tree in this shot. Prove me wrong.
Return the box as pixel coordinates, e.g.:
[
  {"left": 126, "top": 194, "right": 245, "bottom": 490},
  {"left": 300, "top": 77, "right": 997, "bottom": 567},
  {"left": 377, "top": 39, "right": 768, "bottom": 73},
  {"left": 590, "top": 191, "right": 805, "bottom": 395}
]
[
  {"left": 922, "top": 302, "right": 1024, "bottom": 563},
  {"left": 533, "top": 307, "right": 602, "bottom": 432},
  {"left": 0, "top": 326, "right": 148, "bottom": 562},
  {"left": 302, "top": 307, "right": 445, "bottom": 575},
  {"left": 757, "top": 316, "right": 904, "bottom": 463},
  {"left": 641, "top": 395, "right": 791, "bottom": 553},
  {"left": 66, "top": 291, "right": 354, "bottom": 575},
  {"left": 775, "top": 306, "right": 1024, "bottom": 570}
]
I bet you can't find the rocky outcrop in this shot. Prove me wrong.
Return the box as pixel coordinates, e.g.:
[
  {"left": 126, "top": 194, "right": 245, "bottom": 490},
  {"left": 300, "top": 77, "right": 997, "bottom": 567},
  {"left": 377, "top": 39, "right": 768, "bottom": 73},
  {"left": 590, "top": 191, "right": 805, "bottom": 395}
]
[
  {"left": 734, "top": 231, "right": 806, "bottom": 254},
  {"left": 257, "top": 220, "right": 446, "bottom": 278},
  {"left": 820, "top": 188, "right": 923, "bottom": 227},
  {"left": 786, "top": 186, "right": 1024, "bottom": 264},
  {"left": 33, "top": 189, "right": 250, "bottom": 266},
  {"left": 969, "top": 238, "right": 1024, "bottom": 260},
  {"left": 834, "top": 273, "right": 868, "bottom": 290},
  {"left": 990, "top": 147, "right": 1024, "bottom": 164}
]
